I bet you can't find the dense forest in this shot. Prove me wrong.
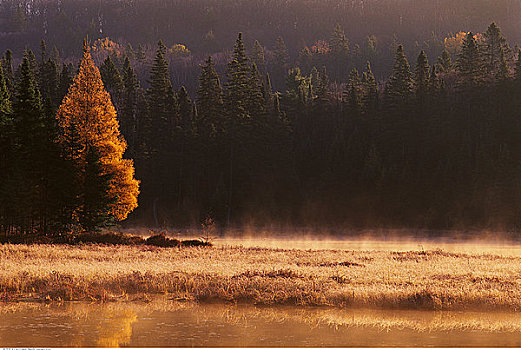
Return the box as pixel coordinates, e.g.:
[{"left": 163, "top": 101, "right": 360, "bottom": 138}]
[{"left": 2, "top": 0, "right": 521, "bottom": 233}]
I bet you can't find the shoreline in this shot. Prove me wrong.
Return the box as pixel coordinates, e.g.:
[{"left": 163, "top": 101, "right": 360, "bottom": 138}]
[{"left": 2, "top": 243, "right": 521, "bottom": 311}]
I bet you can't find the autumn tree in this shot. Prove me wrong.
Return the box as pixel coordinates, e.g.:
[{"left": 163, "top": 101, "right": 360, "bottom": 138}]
[{"left": 56, "top": 45, "right": 139, "bottom": 230}]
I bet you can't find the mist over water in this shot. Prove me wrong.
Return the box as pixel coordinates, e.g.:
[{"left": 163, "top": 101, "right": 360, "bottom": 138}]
[{"left": 121, "top": 226, "right": 521, "bottom": 256}]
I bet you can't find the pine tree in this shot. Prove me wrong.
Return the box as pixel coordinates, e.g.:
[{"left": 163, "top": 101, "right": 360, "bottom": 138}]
[
  {"left": 456, "top": 32, "right": 483, "bottom": 87},
  {"left": 100, "top": 55, "right": 124, "bottom": 104},
  {"left": 120, "top": 56, "right": 140, "bottom": 153},
  {"left": 197, "top": 56, "right": 224, "bottom": 136},
  {"left": 329, "top": 24, "right": 350, "bottom": 79},
  {"left": 414, "top": 50, "right": 430, "bottom": 97},
  {"left": 80, "top": 147, "right": 115, "bottom": 231},
  {"left": 58, "top": 63, "right": 73, "bottom": 103},
  {"left": 514, "top": 49, "right": 521, "bottom": 82},
  {"left": 330, "top": 24, "right": 350, "bottom": 57},
  {"left": 362, "top": 61, "right": 378, "bottom": 111},
  {"left": 147, "top": 40, "right": 175, "bottom": 152},
  {"left": 297, "top": 46, "right": 313, "bottom": 75},
  {"left": 384, "top": 45, "right": 413, "bottom": 108},
  {"left": 224, "top": 33, "right": 251, "bottom": 119},
  {"left": 56, "top": 45, "right": 139, "bottom": 226},
  {"left": 252, "top": 40, "right": 265, "bottom": 72},
  {"left": 273, "top": 36, "right": 290, "bottom": 79},
  {"left": 0, "top": 62, "right": 13, "bottom": 235},
  {"left": 495, "top": 49, "right": 510, "bottom": 82},
  {"left": 178, "top": 86, "right": 193, "bottom": 132},
  {"left": 12, "top": 51, "right": 45, "bottom": 232},
  {"left": 2, "top": 50, "right": 14, "bottom": 94},
  {"left": 437, "top": 49, "right": 453, "bottom": 73},
  {"left": 344, "top": 68, "right": 362, "bottom": 114},
  {"left": 484, "top": 22, "right": 509, "bottom": 75}
]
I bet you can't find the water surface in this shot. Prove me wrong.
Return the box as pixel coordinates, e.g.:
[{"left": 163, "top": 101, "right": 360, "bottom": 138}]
[{"left": 2, "top": 299, "right": 521, "bottom": 347}]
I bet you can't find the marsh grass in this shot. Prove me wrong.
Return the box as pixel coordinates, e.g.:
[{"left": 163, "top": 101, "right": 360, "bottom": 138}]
[{"left": 2, "top": 243, "right": 521, "bottom": 310}]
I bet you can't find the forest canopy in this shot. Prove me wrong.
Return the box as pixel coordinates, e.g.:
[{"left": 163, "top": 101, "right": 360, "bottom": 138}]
[{"left": 2, "top": 0, "right": 521, "bottom": 233}]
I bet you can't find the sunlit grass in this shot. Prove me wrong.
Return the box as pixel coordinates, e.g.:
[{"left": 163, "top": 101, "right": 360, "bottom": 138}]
[{"left": 2, "top": 241, "right": 521, "bottom": 310}]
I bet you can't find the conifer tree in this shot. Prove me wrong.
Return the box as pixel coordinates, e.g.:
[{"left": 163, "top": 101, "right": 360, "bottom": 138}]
[
  {"left": 100, "top": 55, "right": 124, "bottom": 104},
  {"left": 484, "top": 22, "right": 509, "bottom": 75},
  {"left": 362, "top": 61, "right": 378, "bottom": 111},
  {"left": 414, "top": 50, "right": 430, "bottom": 98},
  {"left": 330, "top": 24, "right": 350, "bottom": 57},
  {"left": 120, "top": 57, "right": 140, "bottom": 152},
  {"left": 12, "top": 52, "right": 45, "bottom": 232},
  {"left": 297, "top": 47, "right": 313, "bottom": 75},
  {"left": 147, "top": 40, "right": 175, "bottom": 152},
  {"left": 197, "top": 56, "right": 224, "bottom": 136},
  {"left": 329, "top": 24, "right": 350, "bottom": 79},
  {"left": 58, "top": 63, "right": 73, "bottom": 103},
  {"left": 252, "top": 40, "right": 265, "bottom": 72},
  {"left": 0, "top": 62, "right": 13, "bottom": 235},
  {"left": 437, "top": 49, "right": 453, "bottom": 73},
  {"left": 514, "top": 49, "right": 521, "bottom": 82},
  {"left": 80, "top": 147, "right": 115, "bottom": 231},
  {"left": 224, "top": 33, "right": 251, "bottom": 119},
  {"left": 495, "top": 49, "right": 510, "bottom": 82},
  {"left": 384, "top": 45, "right": 413, "bottom": 107},
  {"left": 344, "top": 68, "right": 362, "bottom": 114},
  {"left": 2, "top": 50, "right": 14, "bottom": 94},
  {"left": 273, "top": 36, "right": 290, "bottom": 85},
  {"left": 56, "top": 45, "right": 139, "bottom": 226},
  {"left": 456, "top": 32, "right": 483, "bottom": 87}
]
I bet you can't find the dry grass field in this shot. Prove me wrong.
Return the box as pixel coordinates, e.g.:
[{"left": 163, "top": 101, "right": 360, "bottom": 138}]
[{"left": 2, "top": 239, "right": 521, "bottom": 310}]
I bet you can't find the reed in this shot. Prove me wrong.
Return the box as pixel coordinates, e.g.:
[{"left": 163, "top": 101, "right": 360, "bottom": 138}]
[{"left": 2, "top": 243, "right": 521, "bottom": 310}]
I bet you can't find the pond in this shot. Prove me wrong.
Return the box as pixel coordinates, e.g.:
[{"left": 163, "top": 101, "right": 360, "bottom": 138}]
[{"left": 1, "top": 298, "right": 521, "bottom": 347}]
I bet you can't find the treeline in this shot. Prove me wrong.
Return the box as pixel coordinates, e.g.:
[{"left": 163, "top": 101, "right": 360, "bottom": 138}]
[
  {"left": 2, "top": 0, "right": 521, "bottom": 90},
  {"left": 2, "top": 22, "right": 521, "bottom": 232}
]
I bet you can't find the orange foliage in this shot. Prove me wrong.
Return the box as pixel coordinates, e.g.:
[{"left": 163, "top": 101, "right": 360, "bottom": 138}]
[
  {"left": 311, "top": 40, "right": 331, "bottom": 55},
  {"left": 56, "top": 46, "right": 139, "bottom": 221},
  {"left": 444, "top": 32, "right": 484, "bottom": 55},
  {"left": 169, "top": 44, "right": 191, "bottom": 57},
  {"left": 91, "top": 37, "right": 124, "bottom": 57}
]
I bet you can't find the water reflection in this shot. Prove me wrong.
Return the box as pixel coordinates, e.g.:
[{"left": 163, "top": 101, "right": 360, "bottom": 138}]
[{"left": 1, "top": 298, "right": 521, "bottom": 347}]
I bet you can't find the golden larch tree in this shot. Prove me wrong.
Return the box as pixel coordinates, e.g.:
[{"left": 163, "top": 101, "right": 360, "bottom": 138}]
[{"left": 56, "top": 44, "right": 139, "bottom": 222}]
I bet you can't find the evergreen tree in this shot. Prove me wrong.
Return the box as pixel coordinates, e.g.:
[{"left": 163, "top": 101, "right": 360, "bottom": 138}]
[
  {"left": 11, "top": 51, "right": 45, "bottom": 233},
  {"left": 297, "top": 46, "right": 313, "bottom": 74},
  {"left": 514, "top": 49, "right": 521, "bottom": 82},
  {"left": 80, "top": 147, "right": 116, "bottom": 231},
  {"left": 437, "top": 49, "right": 453, "bottom": 73},
  {"left": 456, "top": 32, "right": 483, "bottom": 87},
  {"left": 224, "top": 33, "right": 251, "bottom": 119},
  {"left": 99, "top": 55, "right": 124, "bottom": 104},
  {"left": 329, "top": 24, "right": 350, "bottom": 79},
  {"left": 362, "top": 61, "right": 378, "bottom": 111},
  {"left": 197, "top": 56, "right": 224, "bottom": 136},
  {"left": 484, "top": 22, "right": 509, "bottom": 75},
  {"left": 273, "top": 36, "right": 290, "bottom": 87},
  {"left": 2, "top": 50, "right": 14, "bottom": 94},
  {"left": 414, "top": 50, "right": 430, "bottom": 98},
  {"left": 344, "top": 68, "right": 362, "bottom": 113},
  {"left": 384, "top": 45, "right": 413, "bottom": 108},
  {"left": 120, "top": 56, "right": 140, "bottom": 154},
  {"left": 58, "top": 63, "right": 73, "bottom": 103},
  {"left": 0, "top": 62, "right": 13, "bottom": 235},
  {"left": 330, "top": 24, "right": 350, "bottom": 57},
  {"left": 56, "top": 45, "right": 139, "bottom": 226},
  {"left": 147, "top": 40, "right": 175, "bottom": 152},
  {"left": 252, "top": 40, "right": 265, "bottom": 72}
]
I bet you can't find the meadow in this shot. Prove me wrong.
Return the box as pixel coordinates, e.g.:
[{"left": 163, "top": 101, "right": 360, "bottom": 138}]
[{"left": 2, "top": 238, "right": 521, "bottom": 311}]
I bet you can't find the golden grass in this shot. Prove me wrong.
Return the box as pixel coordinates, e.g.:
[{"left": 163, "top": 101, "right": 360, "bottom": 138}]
[{"left": 2, "top": 241, "right": 521, "bottom": 310}]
